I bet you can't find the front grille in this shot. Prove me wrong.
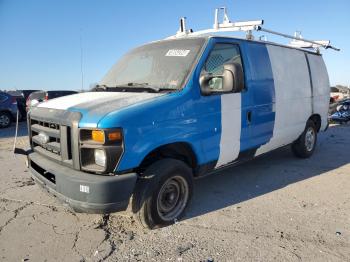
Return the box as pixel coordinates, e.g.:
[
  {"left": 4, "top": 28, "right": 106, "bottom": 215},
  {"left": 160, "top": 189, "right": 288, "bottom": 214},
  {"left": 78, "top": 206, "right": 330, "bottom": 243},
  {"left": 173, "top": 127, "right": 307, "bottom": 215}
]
[
  {"left": 31, "top": 119, "right": 61, "bottom": 155},
  {"left": 30, "top": 118, "right": 72, "bottom": 163}
]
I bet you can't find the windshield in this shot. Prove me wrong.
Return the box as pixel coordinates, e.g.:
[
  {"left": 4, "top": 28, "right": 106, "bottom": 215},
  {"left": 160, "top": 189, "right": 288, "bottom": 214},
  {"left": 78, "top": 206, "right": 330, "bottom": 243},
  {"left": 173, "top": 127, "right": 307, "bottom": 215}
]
[{"left": 100, "top": 38, "right": 206, "bottom": 90}]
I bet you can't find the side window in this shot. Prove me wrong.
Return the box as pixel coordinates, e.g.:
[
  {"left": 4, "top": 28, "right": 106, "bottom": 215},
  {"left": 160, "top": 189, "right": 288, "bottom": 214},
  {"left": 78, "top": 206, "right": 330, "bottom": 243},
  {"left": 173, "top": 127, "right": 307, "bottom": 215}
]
[{"left": 203, "top": 43, "right": 242, "bottom": 75}]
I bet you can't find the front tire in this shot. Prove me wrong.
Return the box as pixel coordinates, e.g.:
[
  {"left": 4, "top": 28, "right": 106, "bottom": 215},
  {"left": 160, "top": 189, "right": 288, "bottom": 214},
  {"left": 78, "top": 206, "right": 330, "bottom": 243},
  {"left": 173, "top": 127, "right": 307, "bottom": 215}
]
[
  {"left": 292, "top": 119, "right": 317, "bottom": 158},
  {"left": 132, "top": 158, "right": 193, "bottom": 229}
]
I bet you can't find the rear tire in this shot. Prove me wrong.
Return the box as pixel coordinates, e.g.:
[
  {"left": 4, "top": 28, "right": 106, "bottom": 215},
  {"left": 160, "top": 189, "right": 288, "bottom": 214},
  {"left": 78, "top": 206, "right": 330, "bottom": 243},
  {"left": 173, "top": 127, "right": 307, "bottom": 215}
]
[
  {"left": 132, "top": 158, "right": 193, "bottom": 229},
  {"left": 292, "top": 119, "right": 317, "bottom": 158},
  {"left": 0, "top": 111, "right": 12, "bottom": 128}
]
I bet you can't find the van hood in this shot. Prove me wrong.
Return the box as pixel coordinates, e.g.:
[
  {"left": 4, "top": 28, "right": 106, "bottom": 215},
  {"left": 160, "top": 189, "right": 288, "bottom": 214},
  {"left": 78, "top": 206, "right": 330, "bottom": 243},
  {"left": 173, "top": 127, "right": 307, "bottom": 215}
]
[{"left": 37, "top": 91, "right": 164, "bottom": 125}]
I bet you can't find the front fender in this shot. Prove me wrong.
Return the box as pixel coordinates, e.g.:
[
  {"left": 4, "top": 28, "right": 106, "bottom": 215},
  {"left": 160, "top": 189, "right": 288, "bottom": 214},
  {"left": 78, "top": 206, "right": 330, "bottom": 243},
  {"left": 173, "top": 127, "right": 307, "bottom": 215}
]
[{"left": 116, "top": 118, "right": 206, "bottom": 172}]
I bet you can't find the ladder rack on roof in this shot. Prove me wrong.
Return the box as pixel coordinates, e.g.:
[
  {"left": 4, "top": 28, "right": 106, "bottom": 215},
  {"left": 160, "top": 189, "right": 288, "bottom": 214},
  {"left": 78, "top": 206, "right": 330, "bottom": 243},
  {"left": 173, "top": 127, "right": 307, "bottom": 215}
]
[{"left": 169, "top": 7, "right": 340, "bottom": 53}]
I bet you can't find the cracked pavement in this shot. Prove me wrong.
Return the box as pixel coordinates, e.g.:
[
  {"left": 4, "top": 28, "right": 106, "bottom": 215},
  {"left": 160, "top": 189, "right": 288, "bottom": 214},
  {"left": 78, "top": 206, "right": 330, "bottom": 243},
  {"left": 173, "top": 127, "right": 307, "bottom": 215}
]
[{"left": 0, "top": 122, "right": 349, "bottom": 261}]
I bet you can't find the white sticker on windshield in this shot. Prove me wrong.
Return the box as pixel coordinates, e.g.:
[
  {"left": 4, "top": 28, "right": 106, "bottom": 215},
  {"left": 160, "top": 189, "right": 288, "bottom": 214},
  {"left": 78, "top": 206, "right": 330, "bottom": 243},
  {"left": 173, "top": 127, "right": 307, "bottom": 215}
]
[{"left": 166, "top": 49, "right": 190, "bottom": 57}]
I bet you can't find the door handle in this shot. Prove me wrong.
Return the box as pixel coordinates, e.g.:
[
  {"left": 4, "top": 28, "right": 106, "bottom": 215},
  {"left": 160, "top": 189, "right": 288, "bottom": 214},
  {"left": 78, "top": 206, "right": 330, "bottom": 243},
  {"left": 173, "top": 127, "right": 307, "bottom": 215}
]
[{"left": 247, "top": 111, "right": 252, "bottom": 124}]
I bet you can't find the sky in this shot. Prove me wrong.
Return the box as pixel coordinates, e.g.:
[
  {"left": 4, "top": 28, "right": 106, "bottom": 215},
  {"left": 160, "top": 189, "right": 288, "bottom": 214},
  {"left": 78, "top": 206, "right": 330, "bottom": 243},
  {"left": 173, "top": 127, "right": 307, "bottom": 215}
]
[{"left": 0, "top": 0, "right": 349, "bottom": 91}]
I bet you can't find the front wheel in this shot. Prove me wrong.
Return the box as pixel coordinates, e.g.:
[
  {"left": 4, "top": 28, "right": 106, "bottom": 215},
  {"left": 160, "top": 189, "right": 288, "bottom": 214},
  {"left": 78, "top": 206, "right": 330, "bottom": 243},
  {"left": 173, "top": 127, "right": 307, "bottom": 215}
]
[
  {"left": 292, "top": 119, "right": 317, "bottom": 158},
  {"left": 132, "top": 158, "right": 193, "bottom": 229}
]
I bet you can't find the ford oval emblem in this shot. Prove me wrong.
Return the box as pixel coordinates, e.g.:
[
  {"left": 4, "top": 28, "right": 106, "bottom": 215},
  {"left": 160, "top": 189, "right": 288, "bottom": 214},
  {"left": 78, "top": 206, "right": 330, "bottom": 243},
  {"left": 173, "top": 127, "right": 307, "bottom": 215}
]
[{"left": 38, "top": 132, "right": 49, "bottom": 144}]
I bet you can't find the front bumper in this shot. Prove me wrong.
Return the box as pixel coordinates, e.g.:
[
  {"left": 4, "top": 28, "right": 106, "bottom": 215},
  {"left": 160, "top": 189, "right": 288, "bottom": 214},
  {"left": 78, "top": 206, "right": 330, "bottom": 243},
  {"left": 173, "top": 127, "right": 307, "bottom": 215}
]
[{"left": 28, "top": 152, "right": 137, "bottom": 213}]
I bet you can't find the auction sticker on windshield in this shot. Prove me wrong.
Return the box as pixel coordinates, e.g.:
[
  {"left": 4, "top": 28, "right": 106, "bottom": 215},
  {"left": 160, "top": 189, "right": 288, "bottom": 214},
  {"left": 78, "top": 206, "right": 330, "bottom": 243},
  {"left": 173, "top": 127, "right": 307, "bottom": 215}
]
[{"left": 165, "top": 49, "right": 190, "bottom": 57}]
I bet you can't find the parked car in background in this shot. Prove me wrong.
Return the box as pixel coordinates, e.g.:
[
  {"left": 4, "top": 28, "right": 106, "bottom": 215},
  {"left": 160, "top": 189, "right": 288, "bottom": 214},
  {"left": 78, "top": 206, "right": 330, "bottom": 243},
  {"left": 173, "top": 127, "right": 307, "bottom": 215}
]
[
  {"left": 7, "top": 90, "right": 40, "bottom": 101},
  {"left": 0, "top": 91, "right": 18, "bottom": 128},
  {"left": 26, "top": 90, "right": 78, "bottom": 111},
  {"left": 7, "top": 90, "right": 39, "bottom": 121}
]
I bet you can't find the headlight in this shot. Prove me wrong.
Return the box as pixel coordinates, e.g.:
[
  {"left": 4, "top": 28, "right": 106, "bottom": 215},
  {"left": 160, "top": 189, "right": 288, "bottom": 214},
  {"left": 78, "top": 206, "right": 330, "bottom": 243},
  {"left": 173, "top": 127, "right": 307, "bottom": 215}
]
[
  {"left": 79, "top": 128, "right": 124, "bottom": 174},
  {"left": 94, "top": 149, "right": 106, "bottom": 167}
]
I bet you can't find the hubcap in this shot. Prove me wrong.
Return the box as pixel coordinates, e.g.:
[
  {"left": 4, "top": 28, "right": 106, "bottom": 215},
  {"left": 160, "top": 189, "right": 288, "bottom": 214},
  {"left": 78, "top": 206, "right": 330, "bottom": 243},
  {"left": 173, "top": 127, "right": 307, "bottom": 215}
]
[
  {"left": 305, "top": 127, "right": 315, "bottom": 151},
  {"left": 0, "top": 115, "right": 10, "bottom": 126},
  {"left": 156, "top": 176, "right": 189, "bottom": 221}
]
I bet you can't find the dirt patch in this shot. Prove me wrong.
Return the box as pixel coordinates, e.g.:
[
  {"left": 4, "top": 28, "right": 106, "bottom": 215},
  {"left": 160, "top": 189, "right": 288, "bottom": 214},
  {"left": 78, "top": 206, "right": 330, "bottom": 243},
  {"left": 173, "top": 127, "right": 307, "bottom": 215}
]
[{"left": 0, "top": 124, "right": 349, "bottom": 261}]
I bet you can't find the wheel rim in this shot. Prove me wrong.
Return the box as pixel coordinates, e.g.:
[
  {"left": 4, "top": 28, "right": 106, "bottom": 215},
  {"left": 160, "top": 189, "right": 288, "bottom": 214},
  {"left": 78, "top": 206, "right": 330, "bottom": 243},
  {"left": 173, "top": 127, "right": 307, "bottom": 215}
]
[
  {"left": 0, "top": 115, "right": 10, "bottom": 126},
  {"left": 305, "top": 127, "right": 315, "bottom": 152},
  {"left": 156, "top": 176, "right": 189, "bottom": 221}
]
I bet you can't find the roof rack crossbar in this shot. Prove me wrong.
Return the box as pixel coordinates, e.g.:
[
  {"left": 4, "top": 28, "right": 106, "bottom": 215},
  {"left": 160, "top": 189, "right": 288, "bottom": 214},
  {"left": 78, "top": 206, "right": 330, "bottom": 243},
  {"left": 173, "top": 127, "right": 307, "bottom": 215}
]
[
  {"left": 168, "top": 7, "right": 339, "bottom": 53},
  {"left": 256, "top": 26, "right": 340, "bottom": 51}
]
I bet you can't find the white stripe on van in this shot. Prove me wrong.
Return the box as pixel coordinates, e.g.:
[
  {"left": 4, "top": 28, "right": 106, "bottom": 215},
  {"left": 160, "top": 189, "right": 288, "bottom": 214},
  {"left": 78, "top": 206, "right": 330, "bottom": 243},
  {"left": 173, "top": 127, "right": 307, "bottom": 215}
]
[
  {"left": 37, "top": 92, "right": 150, "bottom": 110},
  {"left": 255, "top": 45, "right": 312, "bottom": 156},
  {"left": 215, "top": 93, "right": 241, "bottom": 168}
]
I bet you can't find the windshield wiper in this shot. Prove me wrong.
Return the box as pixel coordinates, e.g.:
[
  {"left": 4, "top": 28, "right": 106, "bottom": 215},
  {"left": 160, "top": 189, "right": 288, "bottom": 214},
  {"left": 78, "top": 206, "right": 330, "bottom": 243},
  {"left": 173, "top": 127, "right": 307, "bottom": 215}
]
[
  {"left": 92, "top": 84, "right": 112, "bottom": 91},
  {"left": 94, "top": 83, "right": 176, "bottom": 93},
  {"left": 115, "top": 83, "right": 170, "bottom": 93},
  {"left": 125, "top": 82, "right": 159, "bottom": 92},
  {"left": 126, "top": 82, "right": 149, "bottom": 87},
  {"left": 127, "top": 83, "right": 179, "bottom": 92}
]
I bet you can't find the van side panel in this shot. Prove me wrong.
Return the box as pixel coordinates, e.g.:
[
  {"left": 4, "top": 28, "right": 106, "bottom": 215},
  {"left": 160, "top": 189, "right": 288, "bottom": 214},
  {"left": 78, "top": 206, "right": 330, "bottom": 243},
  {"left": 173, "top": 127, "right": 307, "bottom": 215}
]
[
  {"left": 242, "top": 42, "right": 275, "bottom": 151},
  {"left": 256, "top": 45, "right": 312, "bottom": 155},
  {"left": 306, "top": 54, "right": 330, "bottom": 131}
]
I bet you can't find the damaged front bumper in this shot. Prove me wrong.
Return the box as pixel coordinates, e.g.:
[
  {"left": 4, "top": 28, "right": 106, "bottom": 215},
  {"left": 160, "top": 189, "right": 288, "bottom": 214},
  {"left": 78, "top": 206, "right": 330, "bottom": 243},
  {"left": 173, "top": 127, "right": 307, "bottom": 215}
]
[{"left": 28, "top": 152, "right": 137, "bottom": 213}]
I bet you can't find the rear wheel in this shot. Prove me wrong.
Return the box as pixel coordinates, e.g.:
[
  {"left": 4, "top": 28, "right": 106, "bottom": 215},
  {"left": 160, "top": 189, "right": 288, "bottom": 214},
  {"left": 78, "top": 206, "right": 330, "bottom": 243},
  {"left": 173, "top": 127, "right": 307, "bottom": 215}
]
[
  {"left": 292, "top": 119, "right": 317, "bottom": 158},
  {"left": 0, "top": 112, "right": 12, "bottom": 128},
  {"left": 132, "top": 158, "right": 193, "bottom": 229}
]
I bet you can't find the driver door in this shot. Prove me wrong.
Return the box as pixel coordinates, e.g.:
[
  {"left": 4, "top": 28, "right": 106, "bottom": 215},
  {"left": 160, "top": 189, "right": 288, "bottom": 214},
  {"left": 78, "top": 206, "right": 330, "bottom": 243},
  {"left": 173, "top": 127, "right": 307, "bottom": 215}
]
[{"left": 200, "top": 41, "right": 247, "bottom": 168}]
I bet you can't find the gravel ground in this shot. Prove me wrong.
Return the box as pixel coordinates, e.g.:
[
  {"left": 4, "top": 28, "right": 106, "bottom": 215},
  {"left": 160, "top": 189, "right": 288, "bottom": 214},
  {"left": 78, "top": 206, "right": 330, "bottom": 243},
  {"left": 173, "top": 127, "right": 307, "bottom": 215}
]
[{"left": 0, "top": 122, "right": 349, "bottom": 261}]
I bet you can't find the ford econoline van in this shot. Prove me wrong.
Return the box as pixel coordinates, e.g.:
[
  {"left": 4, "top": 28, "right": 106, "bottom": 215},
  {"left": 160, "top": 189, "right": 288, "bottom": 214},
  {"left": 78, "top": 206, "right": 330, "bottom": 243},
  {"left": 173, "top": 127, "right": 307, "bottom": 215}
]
[{"left": 27, "top": 29, "right": 330, "bottom": 228}]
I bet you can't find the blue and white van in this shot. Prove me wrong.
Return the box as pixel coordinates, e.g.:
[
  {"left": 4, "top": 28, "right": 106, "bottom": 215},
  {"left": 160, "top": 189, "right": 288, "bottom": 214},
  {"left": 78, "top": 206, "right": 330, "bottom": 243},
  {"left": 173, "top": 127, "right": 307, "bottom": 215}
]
[{"left": 27, "top": 28, "right": 330, "bottom": 228}]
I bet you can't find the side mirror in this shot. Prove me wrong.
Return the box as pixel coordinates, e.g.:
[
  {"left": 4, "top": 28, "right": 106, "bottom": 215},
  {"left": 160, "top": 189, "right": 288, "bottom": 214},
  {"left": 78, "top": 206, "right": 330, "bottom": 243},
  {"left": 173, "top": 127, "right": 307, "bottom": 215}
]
[
  {"left": 199, "top": 62, "right": 244, "bottom": 95},
  {"left": 224, "top": 62, "right": 244, "bottom": 93},
  {"left": 199, "top": 74, "right": 223, "bottom": 95}
]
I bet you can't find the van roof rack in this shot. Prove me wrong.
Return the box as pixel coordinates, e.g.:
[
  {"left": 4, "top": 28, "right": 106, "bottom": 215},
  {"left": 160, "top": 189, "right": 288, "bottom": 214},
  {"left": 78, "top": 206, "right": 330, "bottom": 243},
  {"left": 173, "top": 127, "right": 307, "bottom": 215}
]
[{"left": 168, "top": 7, "right": 340, "bottom": 53}]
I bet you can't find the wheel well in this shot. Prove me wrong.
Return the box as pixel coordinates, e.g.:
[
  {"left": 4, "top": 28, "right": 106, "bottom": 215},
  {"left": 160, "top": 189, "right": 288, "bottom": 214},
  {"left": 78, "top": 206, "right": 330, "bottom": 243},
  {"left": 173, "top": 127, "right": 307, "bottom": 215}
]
[
  {"left": 309, "top": 114, "right": 321, "bottom": 132},
  {"left": 137, "top": 142, "right": 197, "bottom": 174}
]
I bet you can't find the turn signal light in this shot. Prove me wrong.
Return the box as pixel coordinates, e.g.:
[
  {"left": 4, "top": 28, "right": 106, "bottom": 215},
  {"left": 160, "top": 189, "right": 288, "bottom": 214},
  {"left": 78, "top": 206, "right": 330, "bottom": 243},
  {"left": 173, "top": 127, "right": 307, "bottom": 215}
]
[
  {"left": 92, "top": 130, "right": 105, "bottom": 143},
  {"left": 108, "top": 131, "right": 122, "bottom": 141}
]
